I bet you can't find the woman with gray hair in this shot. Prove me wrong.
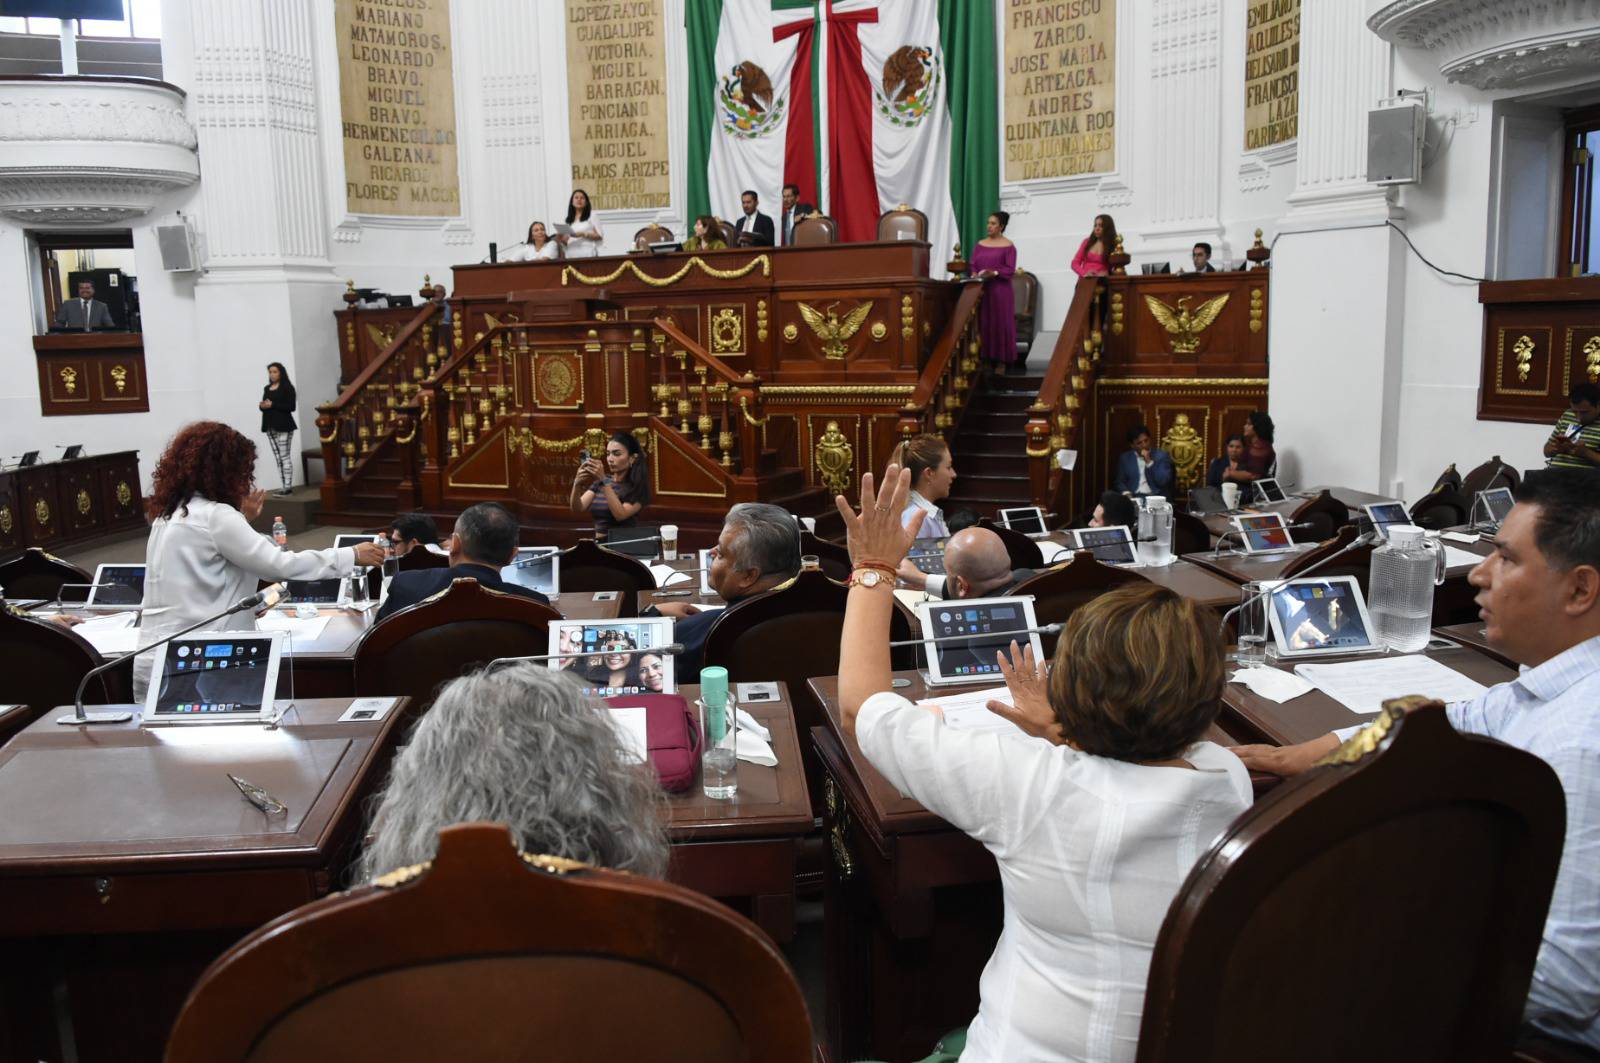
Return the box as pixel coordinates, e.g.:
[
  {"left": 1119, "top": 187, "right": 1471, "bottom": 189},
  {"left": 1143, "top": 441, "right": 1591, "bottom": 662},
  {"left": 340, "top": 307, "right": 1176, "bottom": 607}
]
[{"left": 358, "top": 665, "right": 669, "bottom": 881}]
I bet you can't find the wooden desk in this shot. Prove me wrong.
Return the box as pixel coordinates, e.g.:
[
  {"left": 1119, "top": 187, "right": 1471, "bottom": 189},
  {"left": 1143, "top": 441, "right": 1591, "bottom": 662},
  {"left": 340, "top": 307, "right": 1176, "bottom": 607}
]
[
  {"left": 664, "top": 682, "right": 813, "bottom": 945},
  {"left": 1038, "top": 532, "right": 1244, "bottom": 609},
  {"left": 1183, "top": 543, "right": 1318, "bottom": 583},
  {"left": 0, "top": 451, "right": 144, "bottom": 559},
  {"left": 1220, "top": 644, "right": 1515, "bottom": 746},
  {"left": 0, "top": 697, "right": 408, "bottom": 1062},
  {"left": 32, "top": 332, "right": 149, "bottom": 416},
  {"left": 1434, "top": 621, "right": 1517, "bottom": 669},
  {"left": 1196, "top": 485, "right": 1392, "bottom": 542}
]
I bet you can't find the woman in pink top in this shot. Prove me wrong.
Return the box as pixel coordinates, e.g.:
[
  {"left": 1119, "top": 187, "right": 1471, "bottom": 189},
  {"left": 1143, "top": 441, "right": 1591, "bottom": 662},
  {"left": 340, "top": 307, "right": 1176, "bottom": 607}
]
[{"left": 1071, "top": 213, "right": 1118, "bottom": 276}]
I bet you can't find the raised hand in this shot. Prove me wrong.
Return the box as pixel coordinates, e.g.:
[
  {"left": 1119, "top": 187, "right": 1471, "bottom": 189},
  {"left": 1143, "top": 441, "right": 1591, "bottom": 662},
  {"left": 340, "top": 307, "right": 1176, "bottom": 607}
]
[
  {"left": 834, "top": 463, "right": 923, "bottom": 569},
  {"left": 985, "top": 639, "right": 1064, "bottom": 744}
]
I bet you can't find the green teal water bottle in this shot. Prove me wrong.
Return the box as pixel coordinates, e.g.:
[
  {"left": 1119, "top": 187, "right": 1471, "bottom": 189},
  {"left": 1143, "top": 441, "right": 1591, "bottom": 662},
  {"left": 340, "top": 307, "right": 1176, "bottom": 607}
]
[{"left": 699, "top": 666, "right": 737, "bottom": 799}]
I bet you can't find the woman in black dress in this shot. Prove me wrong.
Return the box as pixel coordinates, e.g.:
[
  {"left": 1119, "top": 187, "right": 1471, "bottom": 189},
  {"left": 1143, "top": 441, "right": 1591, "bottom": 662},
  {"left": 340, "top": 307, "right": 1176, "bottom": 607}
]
[{"left": 259, "top": 362, "right": 297, "bottom": 496}]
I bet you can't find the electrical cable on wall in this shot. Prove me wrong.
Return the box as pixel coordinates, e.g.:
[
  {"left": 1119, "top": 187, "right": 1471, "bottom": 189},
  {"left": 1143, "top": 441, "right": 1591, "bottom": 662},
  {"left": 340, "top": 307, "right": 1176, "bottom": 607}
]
[{"left": 1268, "top": 219, "right": 1489, "bottom": 285}]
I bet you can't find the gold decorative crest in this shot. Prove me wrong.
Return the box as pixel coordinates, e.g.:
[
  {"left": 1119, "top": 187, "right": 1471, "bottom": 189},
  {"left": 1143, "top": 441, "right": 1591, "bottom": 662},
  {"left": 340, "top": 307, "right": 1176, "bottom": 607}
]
[
  {"left": 76, "top": 489, "right": 91, "bottom": 515},
  {"left": 110, "top": 364, "right": 128, "bottom": 393},
  {"left": 0, "top": 506, "right": 12, "bottom": 535},
  {"left": 815, "top": 420, "right": 854, "bottom": 494},
  {"left": 798, "top": 300, "right": 873, "bottom": 360},
  {"left": 755, "top": 299, "right": 769, "bottom": 342},
  {"left": 1161, "top": 413, "right": 1205, "bottom": 489},
  {"left": 34, "top": 499, "right": 50, "bottom": 526},
  {"left": 365, "top": 323, "right": 398, "bottom": 353},
  {"left": 1512, "top": 334, "right": 1535, "bottom": 382},
  {"left": 1145, "top": 294, "right": 1230, "bottom": 355},
  {"left": 536, "top": 356, "right": 577, "bottom": 406},
  {"left": 870, "top": 321, "right": 887, "bottom": 341},
  {"left": 710, "top": 307, "right": 743, "bottom": 353},
  {"left": 1248, "top": 289, "right": 1264, "bottom": 334},
  {"left": 59, "top": 366, "right": 78, "bottom": 395},
  {"left": 1584, "top": 335, "right": 1600, "bottom": 383},
  {"left": 782, "top": 323, "right": 798, "bottom": 342},
  {"left": 116, "top": 481, "right": 132, "bottom": 508}
]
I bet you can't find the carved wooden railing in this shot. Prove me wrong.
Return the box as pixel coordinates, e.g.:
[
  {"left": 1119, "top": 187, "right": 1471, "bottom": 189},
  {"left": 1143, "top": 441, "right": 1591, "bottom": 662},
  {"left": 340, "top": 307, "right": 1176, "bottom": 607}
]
[
  {"left": 316, "top": 301, "right": 444, "bottom": 508},
  {"left": 648, "top": 317, "right": 767, "bottom": 479},
  {"left": 1025, "top": 276, "right": 1106, "bottom": 519},
  {"left": 895, "top": 280, "right": 985, "bottom": 442}
]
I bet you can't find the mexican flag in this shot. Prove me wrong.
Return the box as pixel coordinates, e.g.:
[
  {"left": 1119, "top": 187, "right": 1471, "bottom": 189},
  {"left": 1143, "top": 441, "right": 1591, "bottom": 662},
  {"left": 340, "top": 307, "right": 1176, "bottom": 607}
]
[{"left": 686, "top": 0, "right": 996, "bottom": 267}]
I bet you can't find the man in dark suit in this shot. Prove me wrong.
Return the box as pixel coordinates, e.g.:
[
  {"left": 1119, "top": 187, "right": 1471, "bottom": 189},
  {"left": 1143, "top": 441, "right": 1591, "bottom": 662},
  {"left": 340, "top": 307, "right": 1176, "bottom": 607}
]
[
  {"left": 648, "top": 503, "right": 800, "bottom": 680},
  {"left": 376, "top": 501, "right": 546, "bottom": 620},
  {"left": 1189, "top": 242, "right": 1217, "bottom": 273},
  {"left": 778, "top": 183, "right": 816, "bottom": 246},
  {"left": 54, "top": 279, "right": 115, "bottom": 330},
  {"left": 734, "top": 190, "right": 775, "bottom": 247},
  {"left": 895, "top": 527, "right": 1032, "bottom": 600}
]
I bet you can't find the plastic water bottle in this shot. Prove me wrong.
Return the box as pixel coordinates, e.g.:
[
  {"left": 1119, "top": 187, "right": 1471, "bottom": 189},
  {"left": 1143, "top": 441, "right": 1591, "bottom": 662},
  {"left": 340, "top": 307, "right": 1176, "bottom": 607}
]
[
  {"left": 699, "top": 666, "right": 738, "bottom": 800},
  {"left": 1368, "top": 525, "right": 1445, "bottom": 653},
  {"left": 271, "top": 516, "right": 288, "bottom": 549},
  {"left": 1144, "top": 496, "right": 1173, "bottom": 566}
]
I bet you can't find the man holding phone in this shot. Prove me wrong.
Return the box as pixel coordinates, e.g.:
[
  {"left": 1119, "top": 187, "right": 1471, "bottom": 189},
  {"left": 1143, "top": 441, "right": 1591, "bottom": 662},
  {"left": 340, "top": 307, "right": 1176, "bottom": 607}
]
[{"left": 1546, "top": 383, "right": 1600, "bottom": 471}]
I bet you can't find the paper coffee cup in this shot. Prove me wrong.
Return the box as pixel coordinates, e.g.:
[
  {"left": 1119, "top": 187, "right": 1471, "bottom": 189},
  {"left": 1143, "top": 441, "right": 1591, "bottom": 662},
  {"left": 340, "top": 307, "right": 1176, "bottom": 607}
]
[
  {"left": 660, "top": 523, "right": 679, "bottom": 560},
  {"left": 1221, "top": 483, "right": 1240, "bottom": 509}
]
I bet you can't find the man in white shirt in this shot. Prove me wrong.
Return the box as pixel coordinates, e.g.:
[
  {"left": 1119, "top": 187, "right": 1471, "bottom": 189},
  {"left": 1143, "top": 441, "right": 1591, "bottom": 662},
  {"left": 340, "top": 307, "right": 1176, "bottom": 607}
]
[
  {"left": 54, "top": 279, "right": 114, "bottom": 331},
  {"left": 1236, "top": 469, "right": 1600, "bottom": 1051},
  {"left": 734, "top": 189, "right": 775, "bottom": 247}
]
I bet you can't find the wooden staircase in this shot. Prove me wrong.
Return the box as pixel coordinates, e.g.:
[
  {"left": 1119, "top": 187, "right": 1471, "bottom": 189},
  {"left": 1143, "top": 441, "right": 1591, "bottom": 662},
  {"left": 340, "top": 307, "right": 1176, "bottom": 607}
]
[{"left": 944, "top": 370, "right": 1046, "bottom": 520}]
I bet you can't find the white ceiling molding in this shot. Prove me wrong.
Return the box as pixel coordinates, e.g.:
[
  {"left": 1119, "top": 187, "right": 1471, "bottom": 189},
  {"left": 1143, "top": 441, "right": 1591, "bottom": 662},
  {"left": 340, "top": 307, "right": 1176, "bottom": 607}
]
[
  {"left": 0, "top": 76, "right": 199, "bottom": 224},
  {"left": 1368, "top": 0, "right": 1600, "bottom": 91}
]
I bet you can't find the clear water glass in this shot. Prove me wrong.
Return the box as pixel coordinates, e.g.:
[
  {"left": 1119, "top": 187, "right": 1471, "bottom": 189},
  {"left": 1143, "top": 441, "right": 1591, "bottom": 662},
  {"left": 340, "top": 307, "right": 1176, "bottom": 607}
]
[
  {"left": 1233, "top": 580, "right": 1270, "bottom": 666},
  {"left": 698, "top": 691, "right": 739, "bottom": 800}
]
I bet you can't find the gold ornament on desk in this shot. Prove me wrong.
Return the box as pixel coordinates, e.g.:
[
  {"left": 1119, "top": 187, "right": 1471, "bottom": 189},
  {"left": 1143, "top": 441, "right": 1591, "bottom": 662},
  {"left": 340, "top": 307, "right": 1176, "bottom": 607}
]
[
  {"left": 110, "top": 365, "right": 128, "bottom": 393},
  {"left": 1144, "top": 293, "right": 1230, "bottom": 355},
  {"left": 58, "top": 366, "right": 78, "bottom": 395},
  {"left": 1161, "top": 413, "right": 1206, "bottom": 489},
  {"left": 1585, "top": 335, "right": 1600, "bottom": 382},
  {"left": 798, "top": 300, "right": 873, "bottom": 360},
  {"left": 1512, "top": 334, "right": 1536, "bottom": 382},
  {"left": 814, "top": 421, "right": 854, "bottom": 494}
]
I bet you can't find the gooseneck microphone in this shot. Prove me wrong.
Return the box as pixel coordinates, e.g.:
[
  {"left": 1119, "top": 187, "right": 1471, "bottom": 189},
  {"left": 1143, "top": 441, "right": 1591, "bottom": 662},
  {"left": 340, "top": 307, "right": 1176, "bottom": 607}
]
[
  {"left": 887, "top": 623, "right": 1063, "bottom": 649},
  {"left": 61, "top": 583, "right": 287, "bottom": 726},
  {"left": 1216, "top": 530, "right": 1382, "bottom": 642}
]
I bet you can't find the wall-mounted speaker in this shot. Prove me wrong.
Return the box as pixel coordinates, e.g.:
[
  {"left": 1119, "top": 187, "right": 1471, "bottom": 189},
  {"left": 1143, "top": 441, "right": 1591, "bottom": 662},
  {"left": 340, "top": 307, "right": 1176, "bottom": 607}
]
[
  {"left": 156, "top": 222, "right": 197, "bottom": 272},
  {"left": 1367, "top": 100, "right": 1427, "bottom": 186}
]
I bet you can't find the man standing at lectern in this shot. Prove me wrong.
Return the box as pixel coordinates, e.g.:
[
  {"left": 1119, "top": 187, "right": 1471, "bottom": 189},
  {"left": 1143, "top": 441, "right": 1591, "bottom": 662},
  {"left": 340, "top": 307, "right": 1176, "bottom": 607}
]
[
  {"left": 54, "top": 278, "right": 114, "bottom": 331},
  {"left": 735, "top": 190, "right": 775, "bottom": 247}
]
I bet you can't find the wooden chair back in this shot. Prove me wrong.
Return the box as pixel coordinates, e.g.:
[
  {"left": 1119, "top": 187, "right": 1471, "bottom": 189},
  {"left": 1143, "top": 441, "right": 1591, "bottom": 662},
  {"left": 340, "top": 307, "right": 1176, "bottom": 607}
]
[
  {"left": 876, "top": 204, "right": 928, "bottom": 242},
  {"left": 397, "top": 547, "right": 449, "bottom": 573},
  {"left": 557, "top": 539, "right": 655, "bottom": 618},
  {"left": 1432, "top": 462, "right": 1463, "bottom": 493},
  {"left": 1462, "top": 455, "right": 1520, "bottom": 497},
  {"left": 1136, "top": 699, "right": 1565, "bottom": 1062},
  {"left": 166, "top": 822, "right": 813, "bottom": 1063},
  {"left": 1408, "top": 485, "right": 1470, "bottom": 531},
  {"left": 1013, "top": 268, "right": 1040, "bottom": 360},
  {"left": 0, "top": 547, "right": 93, "bottom": 601},
  {"left": 353, "top": 579, "right": 561, "bottom": 710},
  {"left": 1280, "top": 524, "right": 1375, "bottom": 594},
  {"left": 976, "top": 518, "right": 1046, "bottom": 570},
  {"left": 791, "top": 214, "right": 838, "bottom": 245},
  {"left": 1172, "top": 511, "right": 1210, "bottom": 556},
  {"left": 1011, "top": 551, "right": 1150, "bottom": 655},
  {"left": 716, "top": 218, "right": 739, "bottom": 248},
  {"left": 0, "top": 606, "right": 117, "bottom": 739},
  {"left": 1288, "top": 489, "right": 1349, "bottom": 544},
  {"left": 632, "top": 224, "right": 672, "bottom": 250},
  {"left": 798, "top": 531, "right": 851, "bottom": 581}
]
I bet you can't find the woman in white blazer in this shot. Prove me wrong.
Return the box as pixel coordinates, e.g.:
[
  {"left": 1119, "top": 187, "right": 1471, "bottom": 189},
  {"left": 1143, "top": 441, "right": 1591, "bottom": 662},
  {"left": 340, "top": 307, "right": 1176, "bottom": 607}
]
[
  {"left": 136, "top": 421, "right": 386, "bottom": 697},
  {"left": 555, "top": 188, "right": 604, "bottom": 258}
]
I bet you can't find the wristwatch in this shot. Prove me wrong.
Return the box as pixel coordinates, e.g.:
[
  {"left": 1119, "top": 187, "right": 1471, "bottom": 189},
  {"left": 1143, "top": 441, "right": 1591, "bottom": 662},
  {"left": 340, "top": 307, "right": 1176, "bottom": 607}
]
[{"left": 850, "top": 568, "right": 889, "bottom": 589}]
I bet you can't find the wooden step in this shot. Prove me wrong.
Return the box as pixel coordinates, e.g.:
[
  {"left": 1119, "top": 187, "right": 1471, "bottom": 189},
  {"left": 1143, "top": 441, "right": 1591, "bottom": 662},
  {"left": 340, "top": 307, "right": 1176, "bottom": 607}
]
[{"left": 947, "top": 471, "right": 1032, "bottom": 500}]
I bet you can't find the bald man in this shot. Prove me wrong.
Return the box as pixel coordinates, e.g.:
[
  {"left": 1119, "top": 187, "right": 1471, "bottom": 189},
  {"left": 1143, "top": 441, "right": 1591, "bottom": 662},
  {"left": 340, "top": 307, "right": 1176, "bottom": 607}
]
[{"left": 897, "top": 527, "right": 1034, "bottom": 599}]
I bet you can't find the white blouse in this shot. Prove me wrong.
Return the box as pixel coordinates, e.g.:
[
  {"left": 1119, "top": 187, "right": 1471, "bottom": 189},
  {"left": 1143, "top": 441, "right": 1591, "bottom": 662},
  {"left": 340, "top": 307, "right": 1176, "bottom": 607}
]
[
  {"left": 562, "top": 216, "right": 604, "bottom": 258},
  {"left": 855, "top": 691, "right": 1252, "bottom": 1063},
  {"left": 135, "top": 495, "right": 354, "bottom": 698},
  {"left": 502, "top": 240, "right": 561, "bottom": 262}
]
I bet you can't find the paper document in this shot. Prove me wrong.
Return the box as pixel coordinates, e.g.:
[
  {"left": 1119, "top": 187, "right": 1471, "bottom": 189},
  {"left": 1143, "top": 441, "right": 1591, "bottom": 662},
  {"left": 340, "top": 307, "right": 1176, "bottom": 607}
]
[
  {"left": 1293, "top": 655, "right": 1489, "bottom": 717},
  {"left": 916, "top": 686, "right": 1039, "bottom": 739},
  {"left": 1229, "top": 666, "right": 1314, "bottom": 703},
  {"left": 74, "top": 611, "right": 142, "bottom": 654},
  {"left": 257, "top": 613, "right": 331, "bottom": 641},
  {"left": 551, "top": 222, "right": 575, "bottom": 237},
  {"left": 1442, "top": 545, "right": 1486, "bottom": 571},
  {"left": 649, "top": 564, "right": 692, "bottom": 588},
  {"left": 1041, "top": 543, "right": 1076, "bottom": 565},
  {"left": 603, "top": 705, "right": 649, "bottom": 764}
]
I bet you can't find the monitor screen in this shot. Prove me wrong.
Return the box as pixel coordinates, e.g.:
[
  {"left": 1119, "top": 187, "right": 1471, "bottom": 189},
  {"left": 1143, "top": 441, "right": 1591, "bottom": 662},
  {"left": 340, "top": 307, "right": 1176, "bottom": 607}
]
[
  {"left": 546, "top": 619, "right": 675, "bottom": 698},
  {"left": 502, "top": 547, "right": 558, "bottom": 597},
  {"left": 926, "top": 600, "right": 1032, "bottom": 681},
  {"left": 1074, "top": 526, "right": 1137, "bottom": 564},
  {"left": 999, "top": 508, "right": 1046, "bottom": 535},
  {"left": 149, "top": 634, "right": 278, "bottom": 718},
  {"left": 1268, "top": 579, "right": 1375, "bottom": 653},
  {"left": 1236, "top": 513, "right": 1292, "bottom": 552}
]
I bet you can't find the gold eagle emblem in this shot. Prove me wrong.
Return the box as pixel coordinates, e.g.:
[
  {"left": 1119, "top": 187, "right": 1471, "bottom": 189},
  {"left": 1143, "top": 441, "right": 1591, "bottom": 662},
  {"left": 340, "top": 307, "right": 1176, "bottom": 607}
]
[
  {"left": 1143, "top": 293, "right": 1230, "bottom": 355},
  {"left": 797, "top": 300, "right": 874, "bottom": 361}
]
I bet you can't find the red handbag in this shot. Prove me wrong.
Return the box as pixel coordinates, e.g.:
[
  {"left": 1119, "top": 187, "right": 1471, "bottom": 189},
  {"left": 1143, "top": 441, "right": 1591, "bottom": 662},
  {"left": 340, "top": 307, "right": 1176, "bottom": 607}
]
[{"left": 603, "top": 693, "right": 702, "bottom": 793}]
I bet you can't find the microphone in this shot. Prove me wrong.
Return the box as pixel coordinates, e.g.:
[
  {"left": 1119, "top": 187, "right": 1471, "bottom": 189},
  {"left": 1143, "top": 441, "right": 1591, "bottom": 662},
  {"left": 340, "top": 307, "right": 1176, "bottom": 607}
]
[
  {"left": 489, "top": 241, "right": 498, "bottom": 263},
  {"left": 50, "top": 582, "right": 114, "bottom": 608},
  {"left": 489, "top": 642, "right": 686, "bottom": 668},
  {"left": 1216, "top": 530, "right": 1381, "bottom": 642},
  {"left": 60, "top": 582, "right": 287, "bottom": 726},
  {"left": 887, "top": 623, "right": 1063, "bottom": 649},
  {"left": 1212, "top": 522, "right": 1316, "bottom": 557}
]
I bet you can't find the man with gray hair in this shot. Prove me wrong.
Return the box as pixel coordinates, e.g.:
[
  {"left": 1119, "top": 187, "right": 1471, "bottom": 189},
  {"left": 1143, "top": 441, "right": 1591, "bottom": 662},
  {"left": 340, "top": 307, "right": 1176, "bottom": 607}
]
[
  {"left": 653, "top": 503, "right": 802, "bottom": 680},
  {"left": 896, "top": 526, "right": 1034, "bottom": 600},
  {"left": 376, "top": 501, "right": 546, "bottom": 620}
]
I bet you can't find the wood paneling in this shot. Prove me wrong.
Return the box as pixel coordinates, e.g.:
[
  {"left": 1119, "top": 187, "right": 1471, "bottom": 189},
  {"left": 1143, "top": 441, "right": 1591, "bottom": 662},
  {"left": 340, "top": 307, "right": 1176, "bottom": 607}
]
[
  {"left": 1478, "top": 277, "right": 1600, "bottom": 423},
  {"left": 0, "top": 453, "right": 144, "bottom": 561},
  {"left": 32, "top": 334, "right": 149, "bottom": 417}
]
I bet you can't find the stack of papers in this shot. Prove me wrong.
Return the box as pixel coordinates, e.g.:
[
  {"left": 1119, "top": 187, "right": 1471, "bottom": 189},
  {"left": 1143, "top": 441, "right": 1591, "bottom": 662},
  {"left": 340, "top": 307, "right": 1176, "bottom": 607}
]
[
  {"left": 1442, "top": 545, "right": 1486, "bottom": 571},
  {"left": 74, "top": 611, "right": 142, "bottom": 654},
  {"left": 916, "top": 685, "right": 1043, "bottom": 740},
  {"left": 257, "top": 613, "right": 331, "bottom": 641},
  {"left": 1293, "top": 655, "right": 1488, "bottom": 716}
]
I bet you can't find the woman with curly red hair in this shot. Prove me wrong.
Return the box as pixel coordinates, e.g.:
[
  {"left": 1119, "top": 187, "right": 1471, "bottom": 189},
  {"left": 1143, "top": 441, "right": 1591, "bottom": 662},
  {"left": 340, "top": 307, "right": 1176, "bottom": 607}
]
[{"left": 136, "top": 422, "right": 385, "bottom": 697}]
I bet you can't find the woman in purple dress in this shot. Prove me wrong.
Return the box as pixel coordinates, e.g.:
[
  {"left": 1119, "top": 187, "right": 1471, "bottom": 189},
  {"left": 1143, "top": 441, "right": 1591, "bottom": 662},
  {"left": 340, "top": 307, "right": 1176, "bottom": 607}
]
[{"left": 971, "top": 211, "right": 1020, "bottom": 374}]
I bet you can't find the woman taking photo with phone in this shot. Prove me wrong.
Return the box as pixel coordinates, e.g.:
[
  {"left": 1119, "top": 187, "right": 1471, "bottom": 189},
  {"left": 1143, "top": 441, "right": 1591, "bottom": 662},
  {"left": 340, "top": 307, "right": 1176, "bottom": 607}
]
[{"left": 568, "top": 430, "right": 652, "bottom": 541}]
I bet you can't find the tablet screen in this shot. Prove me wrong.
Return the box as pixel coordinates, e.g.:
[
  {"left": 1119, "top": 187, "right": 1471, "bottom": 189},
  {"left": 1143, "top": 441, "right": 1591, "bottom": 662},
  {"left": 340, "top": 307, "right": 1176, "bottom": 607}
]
[
  {"left": 1074, "top": 526, "right": 1137, "bottom": 564},
  {"left": 150, "top": 635, "right": 278, "bottom": 718},
  {"left": 547, "top": 619, "right": 675, "bottom": 697},
  {"left": 1482, "top": 488, "right": 1514, "bottom": 525},
  {"left": 1269, "top": 579, "right": 1375, "bottom": 653},
  {"left": 908, "top": 538, "right": 948, "bottom": 574},
  {"left": 1255, "top": 479, "right": 1285, "bottom": 503},
  {"left": 999, "top": 508, "right": 1046, "bottom": 535},
  {"left": 502, "top": 547, "right": 558, "bottom": 597},
  {"left": 1236, "top": 514, "right": 1292, "bottom": 552},
  {"left": 1365, "top": 503, "right": 1409, "bottom": 537},
  {"left": 926, "top": 600, "right": 1032, "bottom": 680},
  {"left": 285, "top": 578, "right": 345, "bottom": 605},
  {"left": 89, "top": 564, "right": 144, "bottom": 606}
]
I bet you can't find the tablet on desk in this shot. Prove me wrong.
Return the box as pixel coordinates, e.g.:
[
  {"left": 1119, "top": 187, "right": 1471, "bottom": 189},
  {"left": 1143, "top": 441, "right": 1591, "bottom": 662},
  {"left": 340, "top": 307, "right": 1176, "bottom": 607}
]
[
  {"left": 915, "top": 596, "right": 1043, "bottom": 686},
  {"left": 144, "top": 631, "right": 283, "bottom": 724},
  {"left": 546, "top": 617, "right": 675, "bottom": 698},
  {"left": 502, "top": 546, "right": 560, "bottom": 599},
  {"left": 1071, "top": 525, "right": 1137, "bottom": 564},
  {"left": 1362, "top": 502, "right": 1410, "bottom": 540},
  {"left": 333, "top": 533, "right": 381, "bottom": 554},
  {"left": 605, "top": 526, "right": 659, "bottom": 560},
  {"left": 699, "top": 548, "right": 714, "bottom": 597},
  {"left": 1253, "top": 478, "right": 1286, "bottom": 504},
  {"left": 997, "top": 507, "right": 1048, "bottom": 537},
  {"left": 1474, "top": 487, "right": 1514, "bottom": 530},
  {"left": 1233, "top": 512, "right": 1294, "bottom": 554},
  {"left": 1266, "top": 576, "right": 1378, "bottom": 659},
  {"left": 87, "top": 563, "right": 145, "bottom": 607},
  {"left": 17, "top": 450, "right": 38, "bottom": 467},
  {"left": 907, "top": 538, "right": 949, "bottom": 574},
  {"left": 283, "top": 578, "right": 348, "bottom": 609}
]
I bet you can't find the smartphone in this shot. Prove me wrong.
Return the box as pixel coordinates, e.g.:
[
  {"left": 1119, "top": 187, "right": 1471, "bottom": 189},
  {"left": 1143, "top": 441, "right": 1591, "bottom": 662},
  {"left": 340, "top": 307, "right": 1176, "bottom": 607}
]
[{"left": 579, "top": 448, "right": 591, "bottom": 462}]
